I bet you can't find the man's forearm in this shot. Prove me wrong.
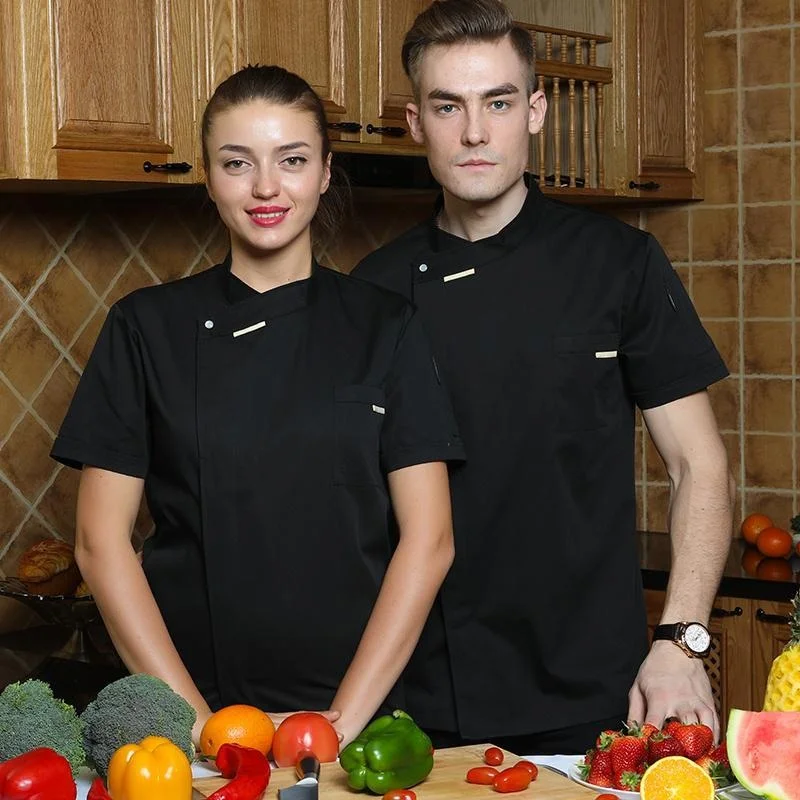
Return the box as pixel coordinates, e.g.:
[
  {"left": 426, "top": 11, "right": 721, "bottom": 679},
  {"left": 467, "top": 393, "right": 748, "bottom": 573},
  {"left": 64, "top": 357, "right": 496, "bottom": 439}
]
[{"left": 660, "top": 458, "right": 734, "bottom": 625}]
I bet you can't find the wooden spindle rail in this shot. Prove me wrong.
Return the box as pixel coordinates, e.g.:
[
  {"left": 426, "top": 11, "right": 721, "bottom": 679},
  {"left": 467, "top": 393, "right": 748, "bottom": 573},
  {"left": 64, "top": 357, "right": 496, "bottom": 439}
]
[{"left": 521, "top": 22, "right": 612, "bottom": 194}]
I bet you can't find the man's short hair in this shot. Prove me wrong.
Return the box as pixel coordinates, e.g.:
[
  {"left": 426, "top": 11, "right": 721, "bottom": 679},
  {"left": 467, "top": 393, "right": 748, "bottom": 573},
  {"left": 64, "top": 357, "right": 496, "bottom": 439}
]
[{"left": 402, "top": 0, "right": 536, "bottom": 98}]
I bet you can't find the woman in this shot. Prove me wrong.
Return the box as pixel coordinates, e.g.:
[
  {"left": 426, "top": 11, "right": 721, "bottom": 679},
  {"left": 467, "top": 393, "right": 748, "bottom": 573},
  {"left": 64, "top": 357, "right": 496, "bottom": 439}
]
[{"left": 51, "top": 65, "right": 463, "bottom": 747}]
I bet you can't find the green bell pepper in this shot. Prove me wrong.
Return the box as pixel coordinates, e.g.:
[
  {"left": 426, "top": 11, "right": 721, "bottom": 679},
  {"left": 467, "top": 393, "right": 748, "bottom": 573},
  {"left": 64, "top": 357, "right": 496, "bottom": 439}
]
[{"left": 339, "top": 709, "right": 434, "bottom": 794}]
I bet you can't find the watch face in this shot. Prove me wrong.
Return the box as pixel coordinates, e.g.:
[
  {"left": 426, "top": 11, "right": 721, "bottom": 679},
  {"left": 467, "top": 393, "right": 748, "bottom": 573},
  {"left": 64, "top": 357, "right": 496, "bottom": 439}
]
[{"left": 684, "top": 623, "right": 711, "bottom": 654}]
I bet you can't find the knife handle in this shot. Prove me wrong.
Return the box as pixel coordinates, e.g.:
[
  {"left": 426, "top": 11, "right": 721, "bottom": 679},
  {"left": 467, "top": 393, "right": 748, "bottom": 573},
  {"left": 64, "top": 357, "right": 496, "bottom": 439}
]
[{"left": 296, "top": 751, "right": 321, "bottom": 781}]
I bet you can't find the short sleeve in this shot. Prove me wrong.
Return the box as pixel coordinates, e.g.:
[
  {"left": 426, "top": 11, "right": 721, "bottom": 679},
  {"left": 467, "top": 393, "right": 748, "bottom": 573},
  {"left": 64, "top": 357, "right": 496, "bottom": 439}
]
[
  {"left": 621, "top": 235, "right": 729, "bottom": 409},
  {"left": 380, "top": 307, "right": 465, "bottom": 473},
  {"left": 51, "top": 303, "right": 149, "bottom": 477}
]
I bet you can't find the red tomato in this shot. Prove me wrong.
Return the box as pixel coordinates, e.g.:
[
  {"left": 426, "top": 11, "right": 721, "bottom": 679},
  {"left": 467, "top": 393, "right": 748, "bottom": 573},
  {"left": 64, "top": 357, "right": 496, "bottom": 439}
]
[
  {"left": 466, "top": 766, "right": 499, "bottom": 784},
  {"left": 512, "top": 760, "right": 538, "bottom": 780},
  {"left": 484, "top": 746, "right": 505, "bottom": 766},
  {"left": 492, "top": 766, "right": 532, "bottom": 793},
  {"left": 596, "top": 795, "right": 619, "bottom": 800},
  {"left": 270, "top": 712, "right": 339, "bottom": 767},
  {"left": 382, "top": 791, "right": 416, "bottom": 800}
]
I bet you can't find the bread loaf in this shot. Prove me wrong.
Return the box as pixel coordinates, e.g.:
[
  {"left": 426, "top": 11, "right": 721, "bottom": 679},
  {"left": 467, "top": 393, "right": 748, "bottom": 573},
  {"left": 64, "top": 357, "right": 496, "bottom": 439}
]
[{"left": 17, "top": 539, "right": 82, "bottom": 596}]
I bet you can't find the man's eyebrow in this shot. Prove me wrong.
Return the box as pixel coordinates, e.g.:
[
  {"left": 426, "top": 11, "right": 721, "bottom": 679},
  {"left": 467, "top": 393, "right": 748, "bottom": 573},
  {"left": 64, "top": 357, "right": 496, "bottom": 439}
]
[{"left": 427, "top": 83, "right": 520, "bottom": 102}]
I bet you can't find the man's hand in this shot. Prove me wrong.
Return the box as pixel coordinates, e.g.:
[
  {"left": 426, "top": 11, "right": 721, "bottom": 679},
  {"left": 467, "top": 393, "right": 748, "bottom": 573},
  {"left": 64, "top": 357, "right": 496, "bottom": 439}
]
[{"left": 628, "top": 641, "right": 719, "bottom": 741}]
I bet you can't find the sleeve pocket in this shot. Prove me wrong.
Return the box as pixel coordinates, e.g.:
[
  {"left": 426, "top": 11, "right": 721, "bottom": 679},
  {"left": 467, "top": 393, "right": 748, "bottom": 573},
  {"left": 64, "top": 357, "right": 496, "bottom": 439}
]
[{"left": 334, "top": 385, "right": 386, "bottom": 486}]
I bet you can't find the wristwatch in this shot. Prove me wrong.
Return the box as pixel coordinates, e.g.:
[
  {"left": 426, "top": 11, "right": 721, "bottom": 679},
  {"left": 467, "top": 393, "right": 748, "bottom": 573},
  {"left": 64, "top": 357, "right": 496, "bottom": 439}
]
[{"left": 653, "top": 621, "right": 711, "bottom": 658}]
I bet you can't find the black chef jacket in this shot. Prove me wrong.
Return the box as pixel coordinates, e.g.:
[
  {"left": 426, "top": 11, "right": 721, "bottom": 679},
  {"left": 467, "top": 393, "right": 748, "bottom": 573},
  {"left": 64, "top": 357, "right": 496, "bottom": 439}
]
[
  {"left": 51, "top": 260, "right": 464, "bottom": 713},
  {"left": 353, "top": 179, "right": 729, "bottom": 739}
]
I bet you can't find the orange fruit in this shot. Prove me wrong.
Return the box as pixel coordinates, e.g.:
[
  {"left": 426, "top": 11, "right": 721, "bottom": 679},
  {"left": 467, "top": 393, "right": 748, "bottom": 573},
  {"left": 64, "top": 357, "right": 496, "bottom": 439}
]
[
  {"left": 640, "top": 755, "right": 714, "bottom": 800},
  {"left": 756, "top": 556, "right": 793, "bottom": 582},
  {"left": 199, "top": 704, "right": 275, "bottom": 757},
  {"left": 741, "top": 513, "right": 773, "bottom": 545},
  {"left": 741, "top": 546, "right": 764, "bottom": 577},
  {"left": 755, "top": 526, "right": 793, "bottom": 558}
]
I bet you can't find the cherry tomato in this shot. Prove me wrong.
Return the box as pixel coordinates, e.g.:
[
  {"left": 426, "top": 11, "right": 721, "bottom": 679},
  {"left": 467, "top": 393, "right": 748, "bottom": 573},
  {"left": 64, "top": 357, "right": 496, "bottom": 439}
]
[
  {"left": 492, "top": 766, "right": 532, "bottom": 793},
  {"left": 466, "top": 766, "right": 500, "bottom": 784},
  {"left": 270, "top": 712, "right": 339, "bottom": 767},
  {"left": 512, "top": 760, "right": 538, "bottom": 780},
  {"left": 382, "top": 791, "right": 416, "bottom": 800},
  {"left": 596, "top": 795, "right": 619, "bottom": 800},
  {"left": 484, "top": 746, "right": 505, "bottom": 766}
]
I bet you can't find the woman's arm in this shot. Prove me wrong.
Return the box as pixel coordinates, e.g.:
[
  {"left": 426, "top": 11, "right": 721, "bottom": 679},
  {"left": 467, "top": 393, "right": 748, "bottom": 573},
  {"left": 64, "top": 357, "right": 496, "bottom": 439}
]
[
  {"left": 75, "top": 466, "right": 213, "bottom": 742},
  {"left": 329, "top": 461, "right": 455, "bottom": 746}
]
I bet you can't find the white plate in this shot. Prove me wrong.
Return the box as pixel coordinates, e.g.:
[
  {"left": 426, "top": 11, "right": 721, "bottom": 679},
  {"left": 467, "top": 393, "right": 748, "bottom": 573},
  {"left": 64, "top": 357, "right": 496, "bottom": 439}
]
[{"left": 567, "top": 762, "right": 743, "bottom": 799}]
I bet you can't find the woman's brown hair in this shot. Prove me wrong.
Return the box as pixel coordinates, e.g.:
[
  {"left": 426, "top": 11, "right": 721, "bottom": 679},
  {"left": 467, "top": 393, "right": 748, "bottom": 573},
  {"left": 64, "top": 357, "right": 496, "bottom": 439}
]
[
  {"left": 402, "top": 0, "right": 536, "bottom": 97},
  {"left": 201, "top": 64, "right": 349, "bottom": 252}
]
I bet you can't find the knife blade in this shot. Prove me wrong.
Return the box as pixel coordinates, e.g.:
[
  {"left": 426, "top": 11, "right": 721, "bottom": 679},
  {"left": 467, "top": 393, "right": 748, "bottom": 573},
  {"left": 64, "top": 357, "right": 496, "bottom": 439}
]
[{"left": 277, "top": 752, "right": 320, "bottom": 800}]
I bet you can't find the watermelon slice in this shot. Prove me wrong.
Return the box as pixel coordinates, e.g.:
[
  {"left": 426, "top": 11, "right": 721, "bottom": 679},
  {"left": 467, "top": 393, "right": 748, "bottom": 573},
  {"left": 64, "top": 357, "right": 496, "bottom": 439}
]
[{"left": 727, "top": 709, "right": 800, "bottom": 799}]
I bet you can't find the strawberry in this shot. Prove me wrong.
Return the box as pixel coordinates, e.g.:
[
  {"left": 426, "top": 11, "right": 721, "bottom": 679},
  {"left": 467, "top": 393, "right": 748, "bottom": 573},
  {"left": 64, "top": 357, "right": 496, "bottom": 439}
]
[
  {"left": 587, "top": 766, "right": 614, "bottom": 788},
  {"left": 588, "top": 749, "right": 613, "bottom": 782},
  {"left": 614, "top": 769, "right": 643, "bottom": 791},
  {"left": 663, "top": 718, "right": 682, "bottom": 736},
  {"left": 672, "top": 723, "right": 714, "bottom": 760},
  {"left": 696, "top": 752, "right": 735, "bottom": 785},
  {"left": 709, "top": 742, "right": 729, "bottom": 768},
  {"left": 595, "top": 729, "right": 622, "bottom": 750},
  {"left": 647, "top": 731, "right": 685, "bottom": 762},
  {"left": 637, "top": 722, "right": 660, "bottom": 742},
  {"left": 609, "top": 733, "right": 647, "bottom": 775}
]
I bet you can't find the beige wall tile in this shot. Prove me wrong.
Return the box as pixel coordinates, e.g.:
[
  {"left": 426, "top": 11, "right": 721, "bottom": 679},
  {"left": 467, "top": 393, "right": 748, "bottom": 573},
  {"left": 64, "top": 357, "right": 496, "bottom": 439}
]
[
  {"left": 105, "top": 259, "right": 157, "bottom": 307},
  {"left": 744, "top": 205, "right": 792, "bottom": 261},
  {"left": 30, "top": 259, "right": 97, "bottom": 348},
  {"left": 742, "top": 0, "right": 792, "bottom": 26},
  {"left": 138, "top": 214, "right": 200, "bottom": 284},
  {"left": 705, "top": 319, "right": 740, "bottom": 369},
  {"left": 0, "top": 214, "right": 57, "bottom": 298},
  {"left": 0, "top": 480, "right": 27, "bottom": 539},
  {"left": 703, "top": 150, "right": 740, "bottom": 204},
  {"left": 743, "top": 320, "right": 793, "bottom": 373},
  {"left": 70, "top": 308, "right": 106, "bottom": 370},
  {"left": 704, "top": 0, "right": 737, "bottom": 31},
  {"left": 692, "top": 264, "right": 739, "bottom": 317},
  {"left": 705, "top": 35, "right": 739, "bottom": 90},
  {"left": 0, "top": 414, "right": 55, "bottom": 502},
  {"left": 743, "top": 263, "right": 791, "bottom": 317},
  {"left": 0, "top": 381, "right": 22, "bottom": 441},
  {"left": 692, "top": 207, "right": 739, "bottom": 261},
  {"left": 646, "top": 484, "right": 671, "bottom": 532},
  {"left": 645, "top": 207, "right": 690, "bottom": 262},
  {"left": 743, "top": 490, "right": 794, "bottom": 528},
  {"left": 744, "top": 377, "right": 793, "bottom": 432},
  {"left": 645, "top": 431, "right": 667, "bottom": 482},
  {"left": 704, "top": 92, "right": 738, "bottom": 148},
  {"left": 743, "top": 88, "right": 792, "bottom": 143},
  {"left": 742, "top": 29, "right": 792, "bottom": 86},
  {"left": 65, "top": 213, "right": 131, "bottom": 295},
  {"left": 745, "top": 433, "right": 793, "bottom": 487},
  {"left": 635, "top": 484, "right": 644, "bottom": 530},
  {"left": 0, "top": 312, "right": 60, "bottom": 400},
  {"left": 36, "top": 467, "right": 80, "bottom": 539},
  {"left": 742, "top": 147, "right": 791, "bottom": 203},
  {"left": 32, "top": 361, "right": 80, "bottom": 435},
  {"left": 708, "top": 376, "right": 740, "bottom": 430},
  {"left": 722, "top": 431, "right": 742, "bottom": 486}
]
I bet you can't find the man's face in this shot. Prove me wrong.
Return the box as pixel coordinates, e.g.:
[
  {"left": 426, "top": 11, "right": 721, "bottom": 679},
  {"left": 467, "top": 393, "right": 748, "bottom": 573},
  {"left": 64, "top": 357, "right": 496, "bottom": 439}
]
[{"left": 407, "top": 37, "right": 546, "bottom": 205}]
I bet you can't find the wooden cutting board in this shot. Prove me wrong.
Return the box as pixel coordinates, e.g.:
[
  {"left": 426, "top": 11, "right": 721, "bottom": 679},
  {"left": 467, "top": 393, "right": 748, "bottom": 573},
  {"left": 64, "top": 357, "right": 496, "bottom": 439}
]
[{"left": 192, "top": 744, "right": 597, "bottom": 799}]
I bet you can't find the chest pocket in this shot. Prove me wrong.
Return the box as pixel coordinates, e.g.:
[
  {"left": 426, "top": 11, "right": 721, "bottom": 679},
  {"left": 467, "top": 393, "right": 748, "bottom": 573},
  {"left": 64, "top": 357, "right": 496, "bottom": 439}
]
[
  {"left": 553, "top": 333, "right": 621, "bottom": 432},
  {"left": 334, "top": 385, "right": 385, "bottom": 486}
]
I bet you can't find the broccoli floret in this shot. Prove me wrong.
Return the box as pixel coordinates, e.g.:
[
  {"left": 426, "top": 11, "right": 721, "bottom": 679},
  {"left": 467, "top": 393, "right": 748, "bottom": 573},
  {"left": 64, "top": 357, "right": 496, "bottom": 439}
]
[
  {"left": 80, "top": 673, "right": 196, "bottom": 777},
  {"left": 0, "top": 679, "right": 85, "bottom": 773}
]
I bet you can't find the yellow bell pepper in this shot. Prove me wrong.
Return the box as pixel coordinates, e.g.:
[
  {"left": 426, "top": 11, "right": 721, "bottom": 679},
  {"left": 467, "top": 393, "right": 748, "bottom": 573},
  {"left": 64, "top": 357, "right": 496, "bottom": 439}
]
[{"left": 107, "top": 735, "right": 193, "bottom": 800}]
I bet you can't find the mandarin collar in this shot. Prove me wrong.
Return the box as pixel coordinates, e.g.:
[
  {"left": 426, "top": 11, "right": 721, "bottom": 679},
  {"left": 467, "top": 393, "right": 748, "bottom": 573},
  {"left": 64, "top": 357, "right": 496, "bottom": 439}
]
[{"left": 425, "top": 174, "right": 544, "bottom": 256}]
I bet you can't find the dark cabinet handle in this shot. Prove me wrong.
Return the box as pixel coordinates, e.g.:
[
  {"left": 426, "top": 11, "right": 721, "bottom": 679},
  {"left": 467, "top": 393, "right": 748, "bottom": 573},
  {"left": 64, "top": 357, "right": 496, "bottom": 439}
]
[
  {"left": 143, "top": 161, "right": 192, "bottom": 174},
  {"left": 756, "top": 608, "right": 791, "bottom": 625},
  {"left": 366, "top": 124, "right": 407, "bottom": 137},
  {"left": 327, "top": 121, "right": 362, "bottom": 133},
  {"left": 629, "top": 180, "right": 661, "bottom": 191},
  {"left": 711, "top": 606, "right": 743, "bottom": 618}
]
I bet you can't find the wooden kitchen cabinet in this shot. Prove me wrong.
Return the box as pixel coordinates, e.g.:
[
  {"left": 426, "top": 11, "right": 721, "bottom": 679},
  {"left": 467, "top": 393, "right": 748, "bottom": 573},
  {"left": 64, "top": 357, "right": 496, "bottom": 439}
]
[
  {"left": 610, "top": 0, "right": 702, "bottom": 199},
  {"left": 645, "top": 590, "right": 792, "bottom": 732},
  {"left": 206, "top": 0, "right": 427, "bottom": 156},
  {"left": 1, "top": 0, "right": 198, "bottom": 183}
]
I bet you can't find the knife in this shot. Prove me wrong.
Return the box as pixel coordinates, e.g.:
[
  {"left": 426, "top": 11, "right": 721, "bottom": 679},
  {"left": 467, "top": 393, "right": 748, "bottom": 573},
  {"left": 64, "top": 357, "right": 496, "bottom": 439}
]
[{"left": 277, "top": 751, "right": 320, "bottom": 800}]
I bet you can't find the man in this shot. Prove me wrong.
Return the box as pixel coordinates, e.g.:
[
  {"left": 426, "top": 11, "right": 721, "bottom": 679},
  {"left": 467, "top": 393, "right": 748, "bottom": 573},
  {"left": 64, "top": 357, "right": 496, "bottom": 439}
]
[{"left": 353, "top": 0, "right": 733, "bottom": 755}]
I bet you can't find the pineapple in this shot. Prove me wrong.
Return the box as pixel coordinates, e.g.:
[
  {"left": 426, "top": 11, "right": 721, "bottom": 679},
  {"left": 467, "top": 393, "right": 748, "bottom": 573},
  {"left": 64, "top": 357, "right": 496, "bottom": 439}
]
[{"left": 763, "top": 587, "right": 800, "bottom": 710}]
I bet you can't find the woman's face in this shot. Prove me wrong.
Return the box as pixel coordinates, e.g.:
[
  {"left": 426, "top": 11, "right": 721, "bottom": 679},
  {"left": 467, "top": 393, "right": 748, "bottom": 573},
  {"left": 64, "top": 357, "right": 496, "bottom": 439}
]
[{"left": 205, "top": 99, "right": 331, "bottom": 258}]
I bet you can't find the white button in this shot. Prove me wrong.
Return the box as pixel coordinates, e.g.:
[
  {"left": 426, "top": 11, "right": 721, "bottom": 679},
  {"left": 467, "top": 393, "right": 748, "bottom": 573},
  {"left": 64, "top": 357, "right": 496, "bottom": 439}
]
[
  {"left": 418, "top": 263, "right": 428, "bottom": 272},
  {"left": 204, "top": 320, "right": 214, "bottom": 329}
]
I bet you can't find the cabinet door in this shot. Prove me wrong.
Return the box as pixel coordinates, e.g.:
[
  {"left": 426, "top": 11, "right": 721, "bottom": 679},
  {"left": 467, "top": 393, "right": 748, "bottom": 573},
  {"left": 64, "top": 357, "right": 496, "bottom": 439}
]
[
  {"left": 0, "top": 1, "right": 14, "bottom": 178},
  {"left": 618, "top": 0, "right": 702, "bottom": 199},
  {"left": 207, "top": 0, "right": 360, "bottom": 148},
  {"left": 752, "top": 600, "right": 793, "bottom": 711},
  {"left": 358, "top": 0, "right": 427, "bottom": 153},
  {"left": 22, "top": 0, "right": 198, "bottom": 182}
]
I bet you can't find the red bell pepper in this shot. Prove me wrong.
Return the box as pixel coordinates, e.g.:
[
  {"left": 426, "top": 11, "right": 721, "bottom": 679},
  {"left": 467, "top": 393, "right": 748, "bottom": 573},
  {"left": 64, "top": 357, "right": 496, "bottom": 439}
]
[
  {"left": 0, "top": 747, "right": 76, "bottom": 800},
  {"left": 206, "top": 743, "right": 271, "bottom": 800},
  {"left": 87, "top": 777, "right": 112, "bottom": 800}
]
